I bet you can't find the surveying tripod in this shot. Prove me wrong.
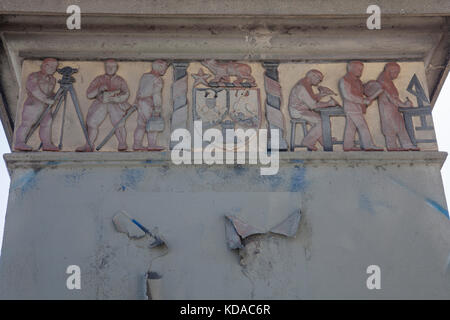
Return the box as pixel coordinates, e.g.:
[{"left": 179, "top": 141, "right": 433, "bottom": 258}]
[{"left": 25, "top": 66, "right": 93, "bottom": 151}]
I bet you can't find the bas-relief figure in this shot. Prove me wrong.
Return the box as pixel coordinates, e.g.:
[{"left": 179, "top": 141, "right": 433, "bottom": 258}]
[
  {"left": 288, "top": 69, "right": 338, "bottom": 151},
  {"left": 133, "top": 60, "right": 169, "bottom": 151},
  {"left": 14, "top": 58, "right": 59, "bottom": 151},
  {"left": 201, "top": 59, "right": 256, "bottom": 87},
  {"left": 375, "top": 62, "right": 419, "bottom": 151},
  {"left": 76, "top": 59, "right": 130, "bottom": 152},
  {"left": 339, "top": 61, "right": 384, "bottom": 151}
]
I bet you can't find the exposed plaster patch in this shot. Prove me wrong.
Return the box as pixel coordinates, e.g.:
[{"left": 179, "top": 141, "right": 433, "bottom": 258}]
[{"left": 111, "top": 211, "right": 168, "bottom": 299}]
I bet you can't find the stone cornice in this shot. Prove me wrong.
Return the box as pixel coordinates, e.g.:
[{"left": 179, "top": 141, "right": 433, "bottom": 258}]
[
  {"left": 0, "top": 0, "right": 449, "bottom": 17},
  {"left": 3, "top": 151, "right": 447, "bottom": 174}
]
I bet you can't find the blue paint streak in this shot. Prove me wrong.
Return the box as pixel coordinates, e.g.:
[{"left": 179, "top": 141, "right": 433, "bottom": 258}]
[
  {"left": 11, "top": 170, "right": 38, "bottom": 195},
  {"left": 131, "top": 219, "right": 150, "bottom": 234},
  {"left": 426, "top": 198, "right": 449, "bottom": 219},
  {"left": 260, "top": 175, "right": 283, "bottom": 190},
  {"left": 290, "top": 165, "right": 307, "bottom": 192},
  {"left": 359, "top": 193, "right": 375, "bottom": 215},
  {"left": 390, "top": 176, "right": 449, "bottom": 219},
  {"left": 119, "top": 168, "right": 144, "bottom": 191},
  {"left": 64, "top": 170, "right": 86, "bottom": 185}
]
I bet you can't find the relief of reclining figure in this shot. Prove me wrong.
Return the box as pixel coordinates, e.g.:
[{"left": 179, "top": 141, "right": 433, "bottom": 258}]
[{"left": 201, "top": 59, "right": 256, "bottom": 86}]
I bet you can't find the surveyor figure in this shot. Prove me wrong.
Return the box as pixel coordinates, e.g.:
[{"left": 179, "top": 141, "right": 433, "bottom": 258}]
[
  {"left": 15, "top": 58, "right": 59, "bottom": 151},
  {"left": 76, "top": 59, "right": 130, "bottom": 152},
  {"left": 376, "top": 62, "right": 419, "bottom": 151},
  {"left": 133, "top": 60, "right": 169, "bottom": 151},
  {"left": 339, "top": 61, "right": 383, "bottom": 151},
  {"left": 288, "top": 69, "right": 338, "bottom": 151}
]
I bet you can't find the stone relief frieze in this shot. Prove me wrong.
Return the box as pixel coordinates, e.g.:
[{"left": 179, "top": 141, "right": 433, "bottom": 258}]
[{"left": 13, "top": 59, "right": 437, "bottom": 153}]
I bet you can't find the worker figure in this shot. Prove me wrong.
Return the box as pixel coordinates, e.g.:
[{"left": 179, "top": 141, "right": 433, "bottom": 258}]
[
  {"left": 339, "top": 61, "right": 383, "bottom": 151},
  {"left": 133, "top": 60, "right": 169, "bottom": 151},
  {"left": 288, "top": 69, "right": 338, "bottom": 151},
  {"left": 376, "top": 62, "right": 419, "bottom": 151},
  {"left": 76, "top": 59, "right": 130, "bottom": 152},
  {"left": 14, "top": 58, "right": 59, "bottom": 151}
]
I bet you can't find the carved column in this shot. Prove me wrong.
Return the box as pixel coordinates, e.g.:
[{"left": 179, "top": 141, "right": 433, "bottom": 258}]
[
  {"left": 262, "top": 62, "right": 288, "bottom": 151},
  {"left": 170, "top": 62, "right": 189, "bottom": 149}
]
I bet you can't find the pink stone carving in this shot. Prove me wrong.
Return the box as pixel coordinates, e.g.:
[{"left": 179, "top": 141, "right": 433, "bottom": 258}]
[
  {"left": 374, "top": 62, "right": 420, "bottom": 151},
  {"left": 201, "top": 59, "right": 256, "bottom": 86},
  {"left": 14, "top": 58, "right": 59, "bottom": 151},
  {"left": 339, "top": 61, "right": 383, "bottom": 151},
  {"left": 133, "top": 60, "right": 169, "bottom": 151},
  {"left": 288, "top": 69, "right": 338, "bottom": 151},
  {"left": 76, "top": 59, "right": 130, "bottom": 152}
]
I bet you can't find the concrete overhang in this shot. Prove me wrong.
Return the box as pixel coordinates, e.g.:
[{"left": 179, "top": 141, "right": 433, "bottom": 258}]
[{"left": 0, "top": 0, "right": 448, "bottom": 147}]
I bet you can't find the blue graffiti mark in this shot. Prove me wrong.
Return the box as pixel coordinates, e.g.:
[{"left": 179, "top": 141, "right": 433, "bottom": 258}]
[
  {"left": 46, "top": 161, "right": 60, "bottom": 166},
  {"left": 426, "top": 198, "right": 449, "bottom": 219},
  {"left": 64, "top": 169, "right": 87, "bottom": 185},
  {"left": 119, "top": 168, "right": 144, "bottom": 191},
  {"left": 233, "top": 165, "right": 249, "bottom": 175},
  {"left": 195, "top": 167, "right": 207, "bottom": 175},
  {"left": 260, "top": 175, "right": 284, "bottom": 190},
  {"left": 290, "top": 165, "right": 307, "bottom": 192},
  {"left": 213, "top": 168, "right": 235, "bottom": 180},
  {"left": 359, "top": 193, "right": 375, "bottom": 215},
  {"left": 389, "top": 176, "right": 449, "bottom": 219},
  {"left": 12, "top": 169, "right": 38, "bottom": 195},
  {"left": 290, "top": 159, "right": 304, "bottom": 164}
]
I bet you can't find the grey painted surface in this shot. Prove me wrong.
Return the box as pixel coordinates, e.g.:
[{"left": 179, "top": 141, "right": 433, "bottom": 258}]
[
  {"left": 1, "top": 0, "right": 449, "bottom": 16},
  {"left": 0, "top": 152, "right": 449, "bottom": 299}
]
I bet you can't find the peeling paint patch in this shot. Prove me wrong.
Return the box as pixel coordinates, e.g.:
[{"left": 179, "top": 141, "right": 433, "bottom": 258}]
[
  {"left": 225, "top": 210, "right": 302, "bottom": 250},
  {"left": 119, "top": 168, "right": 144, "bottom": 191}
]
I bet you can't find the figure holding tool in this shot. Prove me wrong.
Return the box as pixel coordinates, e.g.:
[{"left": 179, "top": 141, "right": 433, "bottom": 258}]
[
  {"left": 14, "top": 58, "right": 59, "bottom": 151},
  {"left": 15, "top": 59, "right": 92, "bottom": 152},
  {"left": 77, "top": 59, "right": 131, "bottom": 152}
]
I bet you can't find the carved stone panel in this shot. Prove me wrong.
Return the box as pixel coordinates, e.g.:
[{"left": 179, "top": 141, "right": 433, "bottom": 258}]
[{"left": 13, "top": 59, "right": 437, "bottom": 153}]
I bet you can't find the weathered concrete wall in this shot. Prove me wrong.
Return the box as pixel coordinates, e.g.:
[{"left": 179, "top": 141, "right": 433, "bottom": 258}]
[{"left": 0, "top": 152, "right": 449, "bottom": 299}]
